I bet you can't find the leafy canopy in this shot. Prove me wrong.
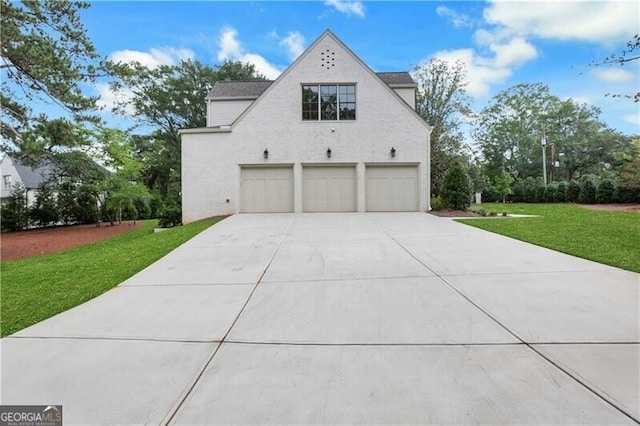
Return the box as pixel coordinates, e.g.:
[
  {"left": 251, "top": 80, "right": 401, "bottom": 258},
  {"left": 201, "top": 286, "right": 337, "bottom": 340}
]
[{"left": 1, "top": 0, "right": 101, "bottom": 144}]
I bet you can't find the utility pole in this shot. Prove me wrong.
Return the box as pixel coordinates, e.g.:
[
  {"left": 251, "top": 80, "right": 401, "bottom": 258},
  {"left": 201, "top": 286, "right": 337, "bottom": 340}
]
[{"left": 541, "top": 133, "right": 547, "bottom": 186}]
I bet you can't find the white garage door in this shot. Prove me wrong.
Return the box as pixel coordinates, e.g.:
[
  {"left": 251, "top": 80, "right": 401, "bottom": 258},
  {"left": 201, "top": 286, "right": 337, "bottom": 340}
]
[
  {"left": 240, "top": 166, "right": 293, "bottom": 213},
  {"left": 366, "top": 165, "right": 419, "bottom": 211},
  {"left": 303, "top": 166, "right": 356, "bottom": 212}
]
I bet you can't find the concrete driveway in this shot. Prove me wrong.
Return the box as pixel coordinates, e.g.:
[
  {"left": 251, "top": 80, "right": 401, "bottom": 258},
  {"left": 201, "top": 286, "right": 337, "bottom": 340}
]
[{"left": 2, "top": 213, "right": 639, "bottom": 424}]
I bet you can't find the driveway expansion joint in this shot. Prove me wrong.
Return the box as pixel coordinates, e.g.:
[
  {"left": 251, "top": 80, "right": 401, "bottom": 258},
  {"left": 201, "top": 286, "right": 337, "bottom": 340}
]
[
  {"left": 160, "top": 215, "right": 295, "bottom": 426},
  {"left": 381, "top": 223, "right": 640, "bottom": 425}
]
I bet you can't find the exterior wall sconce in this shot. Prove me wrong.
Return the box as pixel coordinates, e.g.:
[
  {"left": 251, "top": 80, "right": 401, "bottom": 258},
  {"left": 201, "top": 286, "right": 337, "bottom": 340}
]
[
  {"left": 327, "top": 148, "right": 332, "bottom": 159},
  {"left": 263, "top": 148, "right": 269, "bottom": 159},
  {"left": 390, "top": 147, "right": 396, "bottom": 158}
]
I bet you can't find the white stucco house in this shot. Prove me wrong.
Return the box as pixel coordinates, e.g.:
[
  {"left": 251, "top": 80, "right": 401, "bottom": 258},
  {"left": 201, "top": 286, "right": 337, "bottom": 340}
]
[
  {"left": 0, "top": 155, "right": 55, "bottom": 206},
  {"left": 180, "top": 30, "right": 431, "bottom": 223}
]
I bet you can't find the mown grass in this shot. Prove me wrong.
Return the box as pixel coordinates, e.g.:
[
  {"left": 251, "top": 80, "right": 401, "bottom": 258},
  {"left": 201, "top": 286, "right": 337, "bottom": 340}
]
[
  {"left": 458, "top": 203, "right": 640, "bottom": 273},
  {"left": 1, "top": 218, "right": 221, "bottom": 337}
]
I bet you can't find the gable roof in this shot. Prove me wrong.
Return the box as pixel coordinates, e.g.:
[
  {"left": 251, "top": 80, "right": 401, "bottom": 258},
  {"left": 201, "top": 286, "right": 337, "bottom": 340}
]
[
  {"left": 219, "top": 29, "right": 431, "bottom": 132},
  {"left": 8, "top": 156, "right": 55, "bottom": 189},
  {"left": 207, "top": 72, "right": 416, "bottom": 100}
]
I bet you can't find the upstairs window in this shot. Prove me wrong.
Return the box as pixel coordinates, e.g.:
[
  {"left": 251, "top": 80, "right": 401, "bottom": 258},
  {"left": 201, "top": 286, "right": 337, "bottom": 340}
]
[
  {"left": 302, "top": 84, "right": 356, "bottom": 121},
  {"left": 3, "top": 175, "right": 11, "bottom": 190}
]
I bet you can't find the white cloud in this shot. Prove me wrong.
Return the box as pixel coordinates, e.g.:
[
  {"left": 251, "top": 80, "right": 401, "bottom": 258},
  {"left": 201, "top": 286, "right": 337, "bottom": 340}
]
[
  {"left": 95, "top": 83, "right": 135, "bottom": 115},
  {"left": 623, "top": 113, "right": 640, "bottom": 126},
  {"left": 484, "top": 1, "right": 638, "bottom": 44},
  {"left": 489, "top": 36, "right": 538, "bottom": 68},
  {"left": 109, "top": 47, "right": 194, "bottom": 68},
  {"left": 436, "top": 6, "right": 473, "bottom": 28},
  {"left": 324, "top": 0, "right": 365, "bottom": 17},
  {"left": 217, "top": 27, "right": 283, "bottom": 79},
  {"left": 236, "top": 53, "right": 282, "bottom": 80},
  {"left": 217, "top": 27, "right": 242, "bottom": 62},
  {"left": 279, "top": 31, "right": 306, "bottom": 61},
  {"left": 430, "top": 37, "right": 537, "bottom": 98},
  {"left": 592, "top": 68, "right": 635, "bottom": 83}
]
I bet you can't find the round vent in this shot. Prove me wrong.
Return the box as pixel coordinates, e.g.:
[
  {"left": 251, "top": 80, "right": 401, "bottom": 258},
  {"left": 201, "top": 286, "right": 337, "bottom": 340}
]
[{"left": 320, "top": 49, "right": 336, "bottom": 70}]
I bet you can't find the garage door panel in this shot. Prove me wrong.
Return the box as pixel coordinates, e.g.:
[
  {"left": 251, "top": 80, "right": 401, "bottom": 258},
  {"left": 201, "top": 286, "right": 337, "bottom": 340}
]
[
  {"left": 366, "top": 166, "right": 418, "bottom": 212},
  {"left": 241, "top": 167, "right": 293, "bottom": 213},
  {"left": 303, "top": 166, "right": 356, "bottom": 212}
]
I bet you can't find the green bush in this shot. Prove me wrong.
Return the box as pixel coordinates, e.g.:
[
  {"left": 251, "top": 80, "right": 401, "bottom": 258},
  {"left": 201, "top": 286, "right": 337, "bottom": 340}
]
[
  {"left": 1, "top": 183, "right": 29, "bottom": 231},
  {"left": 616, "top": 186, "right": 640, "bottom": 203},
  {"left": 148, "top": 195, "right": 163, "bottom": 218},
  {"left": 567, "top": 180, "right": 581, "bottom": 202},
  {"left": 534, "top": 183, "right": 546, "bottom": 203},
  {"left": 544, "top": 183, "right": 558, "bottom": 203},
  {"left": 133, "top": 197, "right": 152, "bottom": 220},
  {"left": 439, "top": 161, "right": 471, "bottom": 210},
  {"left": 579, "top": 177, "right": 597, "bottom": 204},
  {"left": 481, "top": 186, "right": 499, "bottom": 203},
  {"left": 30, "top": 182, "right": 59, "bottom": 227},
  {"left": 430, "top": 196, "right": 446, "bottom": 211},
  {"left": 555, "top": 181, "right": 568, "bottom": 202},
  {"left": 158, "top": 197, "right": 182, "bottom": 228},
  {"left": 596, "top": 179, "right": 616, "bottom": 204},
  {"left": 512, "top": 180, "right": 526, "bottom": 202},
  {"left": 523, "top": 177, "right": 543, "bottom": 203}
]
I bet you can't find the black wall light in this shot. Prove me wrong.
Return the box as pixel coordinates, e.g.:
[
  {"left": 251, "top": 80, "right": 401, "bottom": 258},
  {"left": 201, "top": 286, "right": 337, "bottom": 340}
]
[
  {"left": 327, "top": 148, "right": 332, "bottom": 159},
  {"left": 263, "top": 148, "right": 269, "bottom": 159},
  {"left": 390, "top": 147, "right": 396, "bottom": 158}
]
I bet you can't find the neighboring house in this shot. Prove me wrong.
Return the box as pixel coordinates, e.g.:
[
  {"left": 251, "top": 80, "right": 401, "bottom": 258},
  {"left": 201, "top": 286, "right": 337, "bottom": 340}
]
[
  {"left": 0, "top": 155, "right": 55, "bottom": 207},
  {"left": 180, "top": 30, "right": 431, "bottom": 223}
]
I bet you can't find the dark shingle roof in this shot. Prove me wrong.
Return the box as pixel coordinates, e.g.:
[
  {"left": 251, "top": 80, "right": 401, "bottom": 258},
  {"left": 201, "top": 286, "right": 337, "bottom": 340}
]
[
  {"left": 207, "top": 81, "right": 274, "bottom": 99},
  {"left": 207, "top": 72, "right": 416, "bottom": 99},
  {"left": 376, "top": 72, "right": 416, "bottom": 86},
  {"left": 11, "top": 157, "right": 55, "bottom": 189}
]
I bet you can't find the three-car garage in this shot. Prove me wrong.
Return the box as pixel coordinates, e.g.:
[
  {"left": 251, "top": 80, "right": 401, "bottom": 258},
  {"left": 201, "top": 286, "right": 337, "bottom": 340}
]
[{"left": 239, "top": 164, "right": 420, "bottom": 213}]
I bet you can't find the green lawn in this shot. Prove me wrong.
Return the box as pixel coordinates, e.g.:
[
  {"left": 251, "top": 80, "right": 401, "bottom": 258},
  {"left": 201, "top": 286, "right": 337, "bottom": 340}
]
[
  {"left": 1, "top": 218, "right": 221, "bottom": 337},
  {"left": 458, "top": 203, "right": 640, "bottom": 273}
]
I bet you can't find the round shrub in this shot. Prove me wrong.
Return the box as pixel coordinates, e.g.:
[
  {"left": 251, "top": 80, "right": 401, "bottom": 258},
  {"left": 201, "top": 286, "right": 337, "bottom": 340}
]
[
  {"left": 596, "top": 179, "right": 616, "bottom": 204},
  {"left": 544, "top": 183, "right": 558, "bottom": 203},
  {"left": 578, "top": 178, "right": 597, "bottom": 204},
  {"left": 512, "top": 180, "right": 526, "bottom": 202},
  {"left": 481, "top": 186, "right": 499, "bottom": 203},
  {"left": 430, "top": 196, "right": 445, "bottom": 211},
  {"left": 439, "top": 161, "right": 471, "bottom": 210},
  {"left": 566, "top": 180, "right": 581, "bottom": 202},
  {"left": 555, "top": 181, "right": 568, "bottom": 202}
]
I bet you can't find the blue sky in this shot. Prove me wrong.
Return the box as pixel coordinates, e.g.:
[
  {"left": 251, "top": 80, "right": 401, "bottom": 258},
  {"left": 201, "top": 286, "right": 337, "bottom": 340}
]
[{"left": 79, "top": 1, "right": 638, "bottom": 136}]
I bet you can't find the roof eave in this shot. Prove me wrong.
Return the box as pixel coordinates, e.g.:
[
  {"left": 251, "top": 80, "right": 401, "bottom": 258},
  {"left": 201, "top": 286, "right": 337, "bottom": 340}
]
[{"left": 206, "top": 96, "right": 260, "bottom": 101}]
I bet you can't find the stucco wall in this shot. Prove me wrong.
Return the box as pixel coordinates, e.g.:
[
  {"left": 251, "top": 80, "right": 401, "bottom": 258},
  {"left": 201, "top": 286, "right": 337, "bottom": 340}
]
[
  {"left": 207, "top": 99, "right": 253, "bottom": 127},
  {"left": 393, "top": 87, "right": 416, "bottom": 110},
  {"left": 182, "top": 33, "right": 430, "bottom": 223}
]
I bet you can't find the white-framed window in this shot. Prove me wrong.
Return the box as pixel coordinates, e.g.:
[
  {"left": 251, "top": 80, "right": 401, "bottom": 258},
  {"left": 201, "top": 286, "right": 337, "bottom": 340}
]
[
  {"left": 3, "top": 175, "right": 11, "bottom": 190},
  {"left": 302, "top": 84, "right": 356, "bottom": 121}
]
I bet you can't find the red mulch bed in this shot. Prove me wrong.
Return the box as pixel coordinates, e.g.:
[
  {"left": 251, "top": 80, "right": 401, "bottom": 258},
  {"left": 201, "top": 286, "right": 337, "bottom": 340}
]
[
  {"left": 1, "top": 221, "right": 144, "bottom": 261},
  {"left": 579, "top": 204, "right": 640, "bottom": 212}
]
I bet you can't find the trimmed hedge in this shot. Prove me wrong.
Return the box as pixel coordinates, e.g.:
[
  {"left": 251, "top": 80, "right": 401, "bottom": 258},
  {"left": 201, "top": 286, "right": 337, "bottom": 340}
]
[{"left": 489, "top": 177, "right": 639, "bottom": 205}]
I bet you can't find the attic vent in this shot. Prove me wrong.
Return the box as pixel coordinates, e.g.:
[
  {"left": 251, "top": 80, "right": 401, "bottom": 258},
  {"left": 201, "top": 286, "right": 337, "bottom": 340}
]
[{"left": 320, "top": 49, "right": 336, "bottom": 70}]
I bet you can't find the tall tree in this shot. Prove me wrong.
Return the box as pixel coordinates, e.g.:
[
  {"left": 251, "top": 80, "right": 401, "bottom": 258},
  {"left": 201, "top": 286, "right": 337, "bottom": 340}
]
[
  {"left": 474, "top": 83, "right": 636, "bottom": 183},
  {"left": 105, "top": 60, "right": 266, "bottom": 197},
  {"left": 474, "top": 83, "right": 556, "bottom": 182},
  {"left": 97, "top": 127, "right": 149, "bottom": 224},
  {"left": 413, "top": 59, "right": 471, "bottom": 195},
  {"left": 1, "top": 0, "right": 101, "bottom": 146}
]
